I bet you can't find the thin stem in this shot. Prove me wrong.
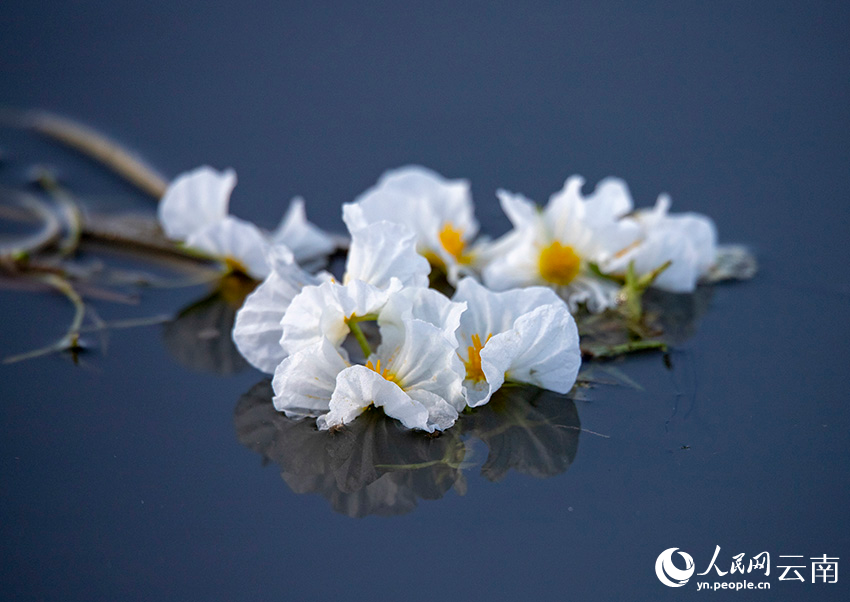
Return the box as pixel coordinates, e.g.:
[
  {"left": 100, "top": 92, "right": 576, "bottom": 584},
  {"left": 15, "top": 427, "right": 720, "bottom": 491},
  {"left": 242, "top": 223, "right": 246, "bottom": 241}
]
[
  {"left": 26, "top": 110, "right": 169, "bottom": 198},
  {"left": 34, "top": 168, "right": 83, "bottom": 256},
  {"left": 0, "top": 189, "right": 62, "bottom": 258},
  {"left": 347, "top": 319, "right": 373, "bottom": 358},
  {"left": 3, "top": 273, "right": 86, "bottom": 364}
]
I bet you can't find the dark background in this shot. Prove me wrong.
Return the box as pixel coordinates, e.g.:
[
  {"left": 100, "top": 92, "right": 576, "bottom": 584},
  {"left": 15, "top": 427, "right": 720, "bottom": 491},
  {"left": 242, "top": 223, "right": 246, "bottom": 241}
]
[{"left": 1, "top": 2, "right": 848, "bottom": 600}]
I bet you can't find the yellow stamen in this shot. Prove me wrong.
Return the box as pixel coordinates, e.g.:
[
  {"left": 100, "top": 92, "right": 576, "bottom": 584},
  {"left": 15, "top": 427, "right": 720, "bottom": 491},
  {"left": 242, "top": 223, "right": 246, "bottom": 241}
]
[
  {"left": 461, "top": 333, "right": 492, "bottom": 382},
  {"left": 365, "top": 357, "right": 399, "bottom": 384},
  {"left": 538, "top": 241, "right": 581, "bottom": 285},
  {"left": 224, "top": 256, "right": 250, "bottom": 277},
  {"left": 613, "top": 239, "right": 641, "bottom": 259},
  {"left": 438, "top": 222, "right": 470, "bottom": 263}
]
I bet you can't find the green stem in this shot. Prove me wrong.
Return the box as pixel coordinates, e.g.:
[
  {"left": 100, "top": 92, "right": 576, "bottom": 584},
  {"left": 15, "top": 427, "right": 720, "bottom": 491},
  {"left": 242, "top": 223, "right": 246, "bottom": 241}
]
[
  {"left": 347, "top": 318, "right": 373, "bottom": 358},
  {"left": 3, "top": 273, "right": 86, "bottom": 363}
]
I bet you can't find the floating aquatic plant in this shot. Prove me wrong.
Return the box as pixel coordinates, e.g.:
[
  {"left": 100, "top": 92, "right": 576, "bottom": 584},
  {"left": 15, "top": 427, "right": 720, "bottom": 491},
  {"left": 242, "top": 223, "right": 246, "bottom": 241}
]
[{"left": 0, "top": 111, "right": 756, "bottom": 438}]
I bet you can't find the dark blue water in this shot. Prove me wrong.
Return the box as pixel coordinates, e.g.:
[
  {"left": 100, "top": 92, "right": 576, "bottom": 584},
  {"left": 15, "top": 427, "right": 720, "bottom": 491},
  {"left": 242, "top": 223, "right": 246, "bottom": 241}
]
[{"left": 2, "top": 2, "right": 849, "bottom": 600}]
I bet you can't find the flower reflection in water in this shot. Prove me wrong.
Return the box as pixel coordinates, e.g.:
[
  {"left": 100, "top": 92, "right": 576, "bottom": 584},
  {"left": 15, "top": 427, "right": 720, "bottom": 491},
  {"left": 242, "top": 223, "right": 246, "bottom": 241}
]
[
  {"left": 161, "top": 274, "right": 256, "bottom": 375},
  {"left": 234, "top": 380, "right": 581, "bottom": 517},
  {"left": 460, "top": 384, "right": 580, "bottom": 482}
]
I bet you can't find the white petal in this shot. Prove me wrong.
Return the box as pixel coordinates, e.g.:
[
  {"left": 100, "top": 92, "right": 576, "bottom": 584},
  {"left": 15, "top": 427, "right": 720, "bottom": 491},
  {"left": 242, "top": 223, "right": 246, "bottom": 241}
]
[
  {"left": 480, "top": 229, "right": 544, "bottom": 291},
  {"left": 454, "top": 277, "right": 563, "bottom": 337},
  {"left": 546, "top": 176, "right": 640, "bottom": 263},
  {"left": 406, "top": 389, "right": 459, "bottom": 431},
  {"left": 461, "top": 377, "right": 498, "bottom": 408},
  {"left": 452, "top": 278, "right": 570, "bottom": 406},
  {"left": 676, "top": 212, "right": 718, "bottom": 276},
  {"left": 560, "top": 274, "right": 622, "bottom": 313},
  {"left": 272, "top": 338, "right": 349, "bottom": 417},
  {"left": 270, "top": 197, "right": 336, "bottom": 266},
  {"left": 544, "top": 176, "right": 586, "bottom": 241},
  {"left": 491, "top": 304, "right": 581, "bottom": 393},
  {"left": 496, "top": 189, "right": 539, "bottom": 230},
  {"left": 347, "top": 165, "right": 477, "bottom": 243},
  {"left": 232, "top": 250, "right": 323, "bottom": 374},
  {"left": 376, "top": 318, "right": 466, "bottom": 412},
  {"left": 280, "top": 280, "right": 396, "bottom": 356},
  {"left": 582, "top": 177, "right": 634, "bottom": 222},
  {"left": 378, "top": 286, "right": 466, "bottom": 349},
  {"left": 158, "top": 166, "right": 235, "bottom": 239},
  {"left": 344, "top": 221, "right": 430, "bottom": 289},
  {"left": 319, "top": 365, "right": 431, "bottom": 431},
  {"left": 185, "top": 216, "right": 271, "bottom": 279},
  {"left": 608, "top": 195, "right": 718, "bottom": 293}
]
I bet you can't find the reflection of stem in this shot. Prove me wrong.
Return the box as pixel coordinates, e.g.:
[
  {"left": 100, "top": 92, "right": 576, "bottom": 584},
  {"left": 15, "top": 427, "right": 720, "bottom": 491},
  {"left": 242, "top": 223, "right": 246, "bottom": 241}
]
[
  {"left": 374, "top": 459, "right": 445, "bottom": 471},
  {"left": 3, "top": 273, "right": 86, "bottom": 363},
  {"left": 582, "top": 339, "right": 667, "bottom": 359},
  {"left": 78, "top": 314, "right": 171, "bottom": 333},
  {"left": 556, "top": 425, "right": 610, "bottom": 439},
  {"left": 476, "top": 414, "right": 550, "bottom": 441},
  {"left": 375, "top": 439, "right": 467, "bottom": 472}
]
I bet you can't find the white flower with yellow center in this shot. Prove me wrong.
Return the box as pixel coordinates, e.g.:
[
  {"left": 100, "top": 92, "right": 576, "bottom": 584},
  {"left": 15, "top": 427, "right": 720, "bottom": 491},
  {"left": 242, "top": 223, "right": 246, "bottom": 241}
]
[
  {"left": 342, "top": 165, "right": 481, "bottom": 283},
  {"left": 280, "top": 220, "right": 430, "bottom": 356},
  {"left": 273, "top": 312, "right": 465, "bottom": 432},
  {"left": 234, "top": 218, "right": 429, "bottom": 373},
  {"left": 158, "top": 166, "right": 335, "bottom": 277},
  {"left": 451, "top": 278, "right": 581, "bottom": 407},
  {"left": 608, "top": 195, "right": 718, "bottom": 293},
  {"left": 481, "top": 176, "right": 640, "bottom": 312}
]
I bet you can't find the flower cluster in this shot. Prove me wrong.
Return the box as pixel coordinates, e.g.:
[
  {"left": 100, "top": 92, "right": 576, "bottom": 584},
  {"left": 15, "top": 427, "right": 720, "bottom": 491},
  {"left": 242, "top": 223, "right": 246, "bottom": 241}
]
[
  {"left": 231, "top": 210, "right": 580, "bottom": 432},
  {"left": 162, "top": 164, "right": 722, "bottom": 433}
]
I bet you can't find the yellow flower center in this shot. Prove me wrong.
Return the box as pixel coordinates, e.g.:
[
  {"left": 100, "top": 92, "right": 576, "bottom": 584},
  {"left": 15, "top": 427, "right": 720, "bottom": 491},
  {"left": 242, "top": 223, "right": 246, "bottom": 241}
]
[
  {"left": 538, "top": 241, "right": 581, "bottom": 285},
  {"left": 438, "top": 222, "right": 472, "bottom": 264},
  {"left": 365, "top": 358, "right": 400, "bottom": 385},
  {"left": 462, "top": 333, "right": 492, "bottom": 382},
  {"left": 217, "top": 272, "right": 258, "bottom": 307},
  {"left": 224, "top": 256, "right": 250, "bottom": 277}
]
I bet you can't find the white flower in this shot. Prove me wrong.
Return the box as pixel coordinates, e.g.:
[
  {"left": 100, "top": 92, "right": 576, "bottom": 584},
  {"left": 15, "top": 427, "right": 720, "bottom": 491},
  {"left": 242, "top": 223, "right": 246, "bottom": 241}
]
[
  {"left": 232, "top": 246, "right": 332, "bottom": 373},
  {"left": 342, "top": 220, "right": 430, "bottom": 289},
  {"left": 185, "top": 215, "right": 271, "bottom": 279},
  {"left": 158, "top": 166, "right": 335, "bottom": 276},
  {"left": 482, "top": 176, "right": 640, "bottom": 312},
  {"left": 272, "top": 337, "right": 352, "bottom": 418},
  {"left": 234, "top": 215, "right": 430, "bottom": 378},
  {"left": 319, "top": 318, "right": 465, "bottom": 432},
  {"left": 378, "top": 285, "right": 467, "bottom": 348},
  {"left": 158, "top": 166, "right": 234, "bottom": 239},
  {"left": 280, "top": 220, "right": 430, "bottom": 357},
  {"left": 343, "top": 165, "right": 481, "bottom": 283},
  {"left": 608, "top": 195, "right": 718, "bottom": 293},
  {"left": 280, "top": 279, "right": 402, "bottom": 356},
  {"left": 452, "top": 278, "right": 581, "bottom": 407},
  {"left": 273, "top": 286, "right": 466, "bottom": 432},
  {"left": 270, "top": 196, "right": 337, "bottom": 268}
]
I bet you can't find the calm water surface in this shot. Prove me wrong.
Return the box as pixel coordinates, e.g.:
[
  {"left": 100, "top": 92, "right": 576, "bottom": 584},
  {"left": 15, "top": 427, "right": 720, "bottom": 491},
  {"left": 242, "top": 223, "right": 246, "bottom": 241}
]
[{"left": 2, "top": 2, "right": 849, "bottom": 600}]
